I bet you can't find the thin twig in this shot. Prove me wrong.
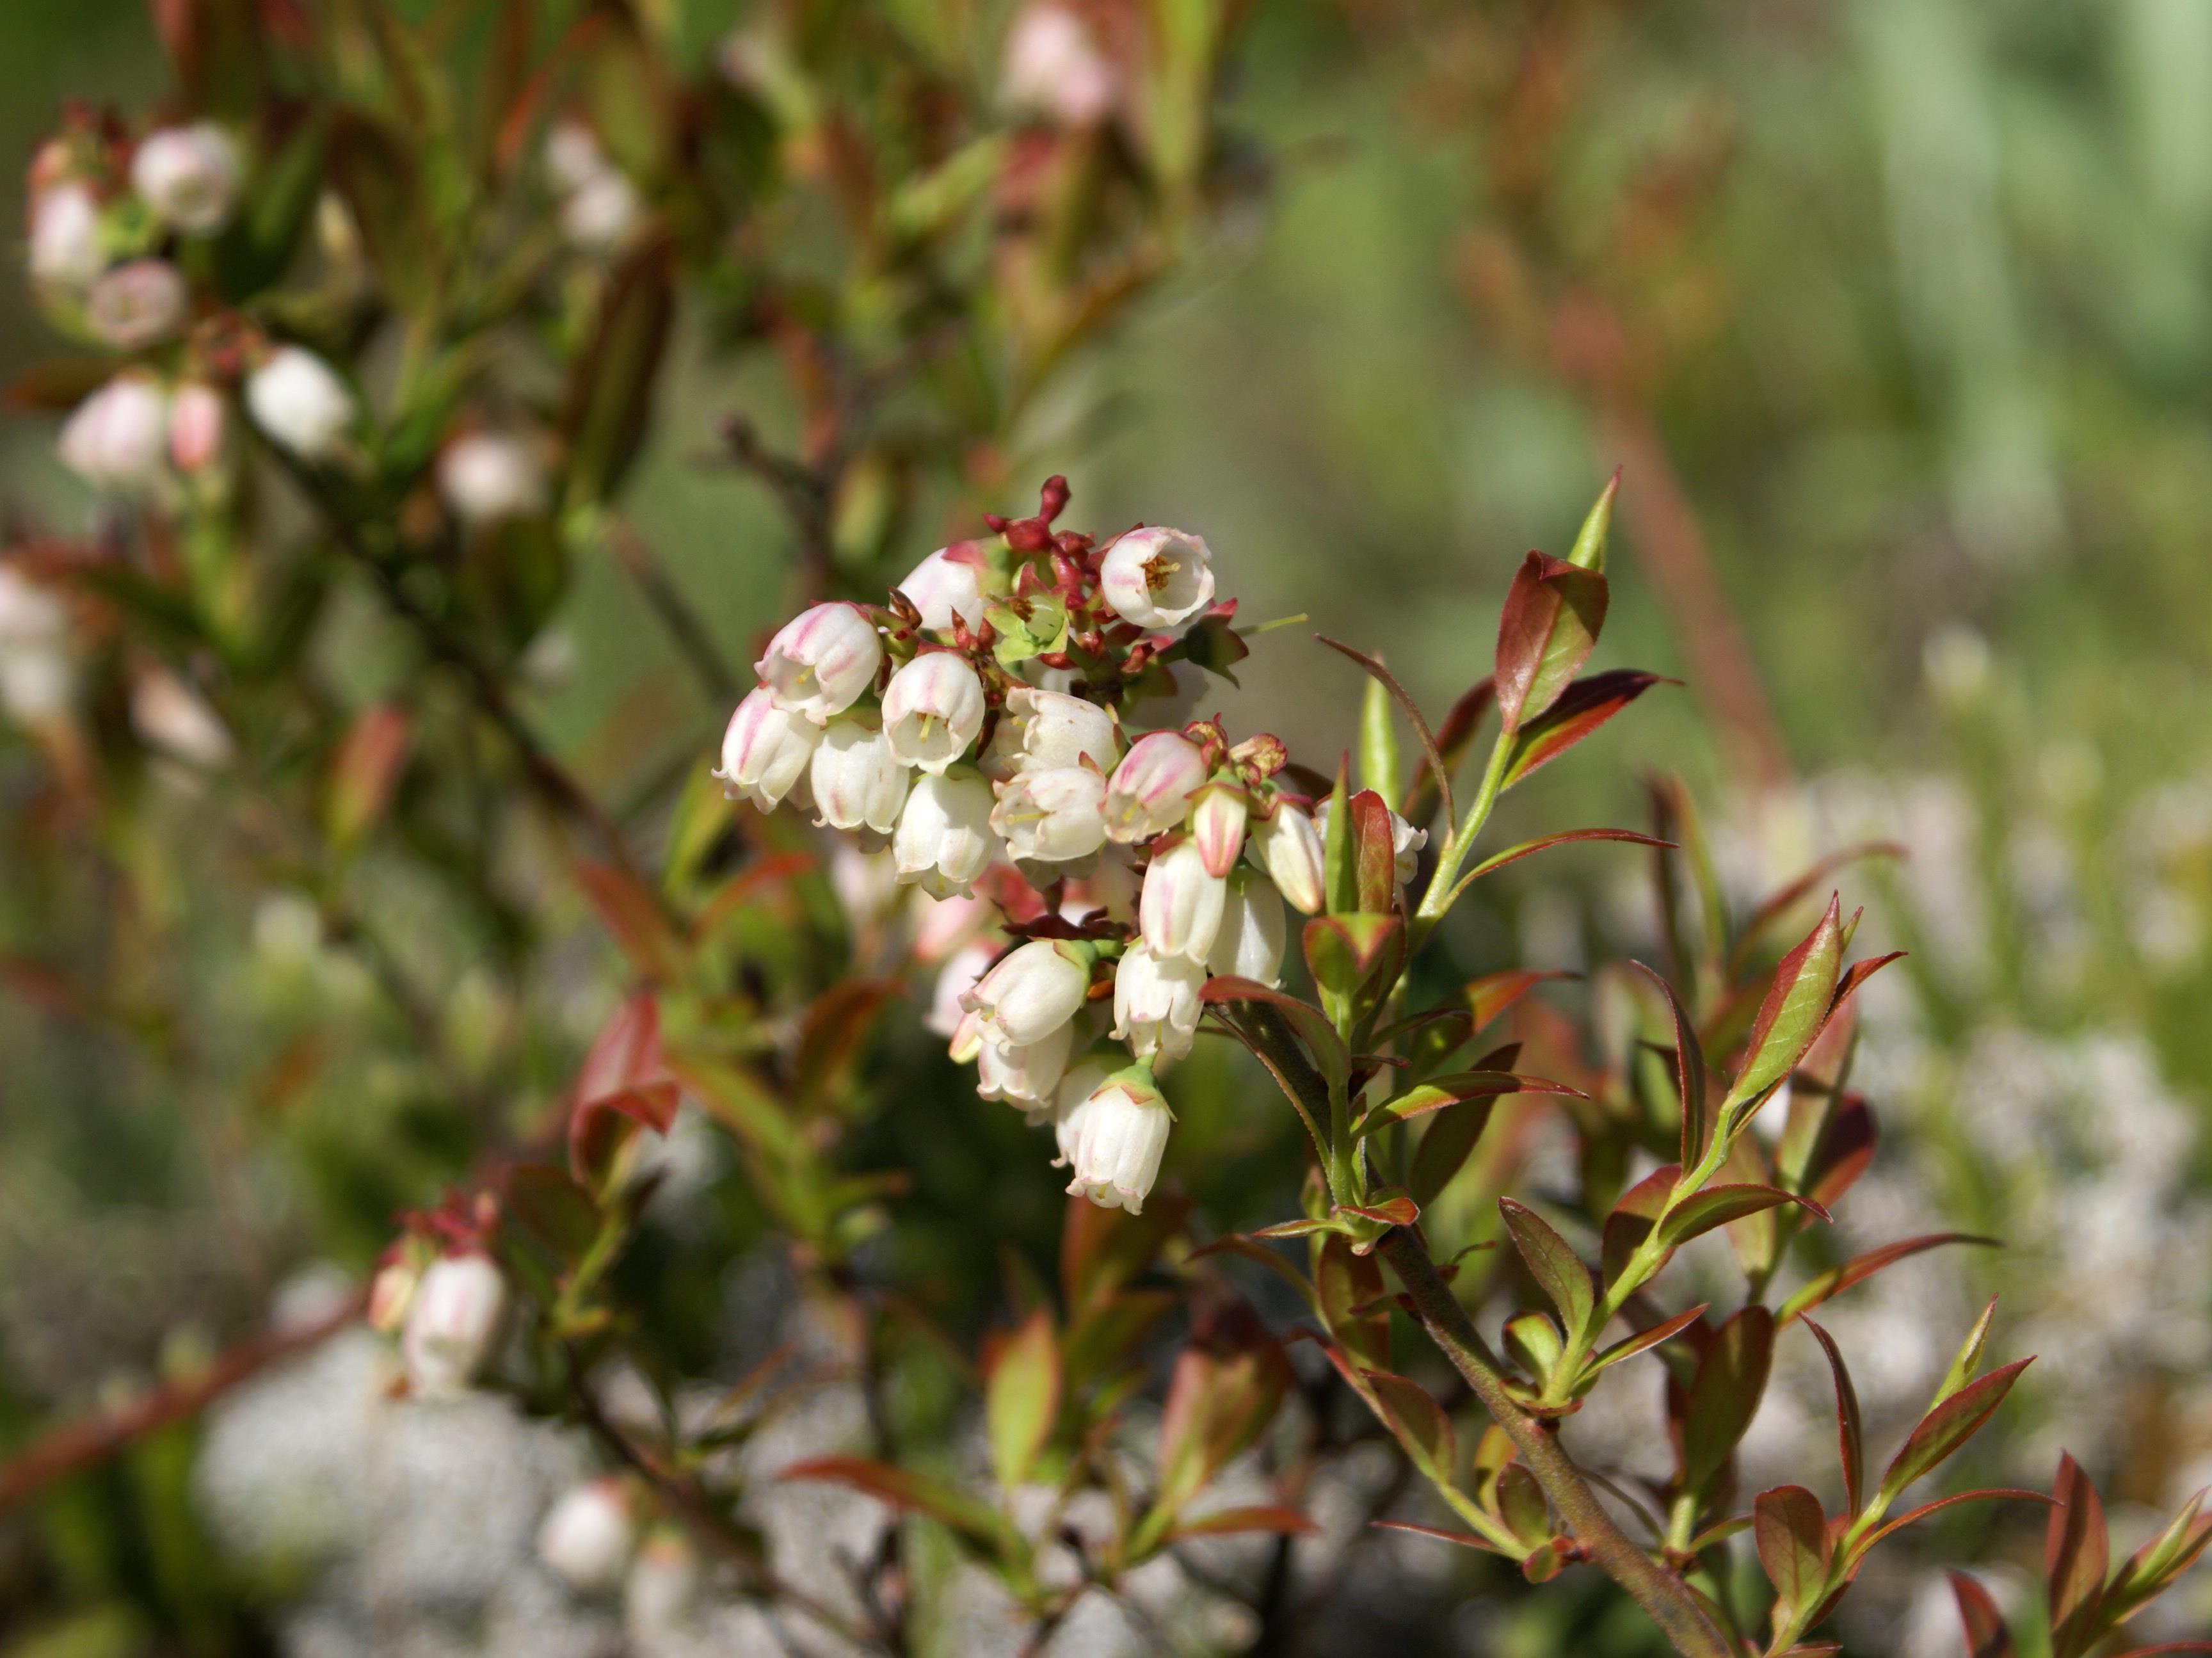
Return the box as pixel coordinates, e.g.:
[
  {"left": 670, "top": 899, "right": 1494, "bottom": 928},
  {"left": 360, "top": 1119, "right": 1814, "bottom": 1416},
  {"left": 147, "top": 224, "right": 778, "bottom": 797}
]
[{"left": 604, "top": 515, "right": 743, "bottom": 705}]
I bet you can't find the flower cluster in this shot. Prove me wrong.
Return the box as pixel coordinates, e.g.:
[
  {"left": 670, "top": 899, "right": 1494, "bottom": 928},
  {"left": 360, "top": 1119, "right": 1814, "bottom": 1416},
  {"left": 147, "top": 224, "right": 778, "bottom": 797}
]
[{"left": 716, "top": 482, "right": 1324, "bottom": 1214}]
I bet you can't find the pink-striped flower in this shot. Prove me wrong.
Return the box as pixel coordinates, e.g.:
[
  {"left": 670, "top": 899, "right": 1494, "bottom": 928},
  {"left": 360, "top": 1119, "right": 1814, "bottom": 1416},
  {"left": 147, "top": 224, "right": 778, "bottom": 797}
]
[
  {"left": 1139, "top": 839, "right": 1225, "bottom": 963},
  {"left": 1099, "top": 526, "right": 1214, "bottom": 630},
  {"left": 1189, "top": 783, "right": 1248, "bottom": 877},
  {"left": 1249, "top": 802, "right": 1325, "bottom": 914},
  {"left": 757, "top": 602, "right": 882, "bottom": 724},
  {"left": 1103, "top": 730, "right": 1206, "bottom": 842},
  {"left": 881, "top": 650, "right": 986, "bottom": 773}
]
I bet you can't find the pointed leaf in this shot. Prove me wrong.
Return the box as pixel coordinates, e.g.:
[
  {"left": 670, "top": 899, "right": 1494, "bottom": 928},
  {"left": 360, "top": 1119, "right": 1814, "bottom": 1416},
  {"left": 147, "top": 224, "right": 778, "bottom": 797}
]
[
  {"left": 1603, "top": 1163, "right": 1680, "bottom": 1288},
  {"left": 1779, "top": 1234, "right": 2000, "bottom": 1327},
  {"left": 1755, "top": 1485, "right": 1832, "bottom": 1618},
  {"left": 1801, "top": 1319, "right": 1865, "bottom": 1515},
  {"left": 1458, "top": 828, "right": 1673, "bottom": 887},
  {"left": 1495, "top": 552, "right": 1608, "bottom": 733},
  {"left": 1372, "top": 1519, "right": 1511, "bottom": 1556},
  {"left": 1588, "top": 1303, "right": 1708, "bottom": 1379},
  {"left": 1950, "top": 1572, "right": 2016, "bottom": 1658},
  {"left": 1166, "top": 1506, "right": 1318, "bottom": 1541},
  {"left": 1411, "top": 1095, "right": 1503, "bottom": 1209},
  {"left": 1202, "top": 978, "right": 1350, "bottom": 1093},
  {"left": 1356, "top": 1070, "right": 1578, "bottom": 1138},
  {"left": 1466, "top": 968, "right": 1572, "bottom": 1033},
  {"left": 1880, "top": 1360, "right": 2034, "bottom": 1501},
  {"left": 1658, "top": 1182, "right": 1830, "bottom": 1250},
  {"left": 780, "top": 1456, "right": 1012, "bottom": 1550},
  {"left": 1730, "top": 896, "right": 1845, "bottom": 1110},
  {"left": 1361, "top": 1368, "right": 1456, "bottom": 1479},
  {"left": 1502, "top": 670, "right": 1668, "bottom": 787},
  {"left": 1631, "top": 963, "right": 1713, "bottom": 1170},
  {"left": 1499, "top": 1199, "right": 1596, "bottom": 1340},
  {"left": 1402, "top": 675, "right": 1495, "bottom": 829},
  {"left": 1322, "top": 636, "right": 1452, "bottom": 835},
  {"left": 1316, "top": 1234, "right": 1390, "bottom": 1370},
  {"left": 1681, "top": 1307, "right": 1775, "bottom": 1493},
  {"left": 1857, "top": 1488, "right": 2053, "bottom": 1553},
  {"left": 2046, "top": 1453, "right": 2110, "bottom": 1650},
  {"left": 984, "top": 1310, "right": 1061, "bottom": 1489}
]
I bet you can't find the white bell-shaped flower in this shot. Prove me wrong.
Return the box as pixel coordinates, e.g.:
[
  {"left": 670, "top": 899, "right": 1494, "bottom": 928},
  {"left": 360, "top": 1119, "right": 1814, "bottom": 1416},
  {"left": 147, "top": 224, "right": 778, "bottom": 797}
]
[
  {"left": 990, "top": 764, "right": 1108, "bottom": 864},
  {"left": 965, "top": 937, "right": 1091, "bottom": 1047},
  {"left": 895, "top": 545, "right": 987, "bottom": 632},
  {"left": 1111, "top": 944, "right": 1205, "bottom": 1066},
  {"left": 1103, "top": 730, "right": 1206, "bottom": 842},
  {"left": 926, "top": 937, "right": 1001, "bottom": 1038},
  {"left": 1098, "top": 526, "right": 1215, "bottom": 630},
  {"left": 131, "top": 122, "right": 242, "bottom": 234},
  {"left": 976, "top": 1018, "right": 1073, "bottom": 1118},
  {"left": 246, "top": 346, "right": 357, "bottom": 460},
  {"left": 757, "top": 602, "right": 881, "bottom": 724},
  {"left": 808, "top": 718, "right": 908, "bottom": 833},
  {"left": 29, "top": 182, "right": 104, "bottom": 289},
  {"left": 437, "top": 431, "right": 548, "bottom": 526},
  {"left": 1206, "top": 868, "right": 1286, "bottom": 986},
  {"left": 1249, "top": 802, "right": 1326, "bottom": 915},
  {"left": 1001, "top": 4, "right": 1119, "bottom": 127},
  {"left": 1061, "top": 1064, "right": 1173, "bottom": 1214},
  {"left": 59, "top": 374, "right": 170, "bottom": 495},
  {"left": 538, "top": 1477, "right": 637, "bottom": 1594},
  {"left": 1139, "top": 838, "right": 1226, "bottom": 963},
  {"left": 715, "top": 686, "right": 822, "bottom": 811},
  {"left": 986, "top": 686, "right": 1119, "bottom": 777},
  {"left": 85, "top": 259, "right": 188, "bottom": 351},
  {"left": 881, "top": 651, "right": 986, "bottom": 773},
  {"left": 893, "top": 771, "right": 1000, "bottom": 897},
  {"left": 401, "top": 1252, "right": 508, "bottom": 1397}
]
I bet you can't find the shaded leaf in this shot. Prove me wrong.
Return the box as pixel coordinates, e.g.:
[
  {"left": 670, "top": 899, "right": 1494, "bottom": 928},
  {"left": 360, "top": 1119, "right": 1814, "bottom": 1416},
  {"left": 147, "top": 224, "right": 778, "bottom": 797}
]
[
  {"left": 1588, "top": 1303, "right": 1708, "bottom": 1379},
  {"left": 779, "top": 1456, "right": 1011, "bottom": 1550},
  {"left": 1166, "top": 1506, "right": 1317, "bottom": 1540},
  {"left": 984, "top": 1310, "right": 1060, "bottom": 1490},
  {"left": 1631, "top": 962, "right": 1713, "bottom": 1170},
  {"left": 1316, "top": 1234, "right": 1390, "bottom": 1370},
  {"left": 1603, "top": 1163, "right": 1679, "bottom": 1288},
  {"left": 1754, "top": 1485, "right": 1832, "bottom": 1617},
  {"left": 1856, "top": 1488, "right": 2053, "bottom": 1553},
  {"left": 1362, "top": 1369, "right": 1456, "bottom": 1479},
  {"left": 1201, "top": 977, "right": 1350, "bottom": 1093},
  {"left": 1502, "top": 669, "right": 1668, "bottom": 787},
  {"left": 2046, "top": 1453, "right": 2110, "bottom": 1652},
  {"left": 1950, "top": 1572, "right": 2016, "bottom": 1658},
  {"left": 1802, "top": 1319, "right": 1865, "bottom": 1515},
  {"left": 1499, "top": 1198, "right": 1595, "bottom": 1340},
  {"left": 1680, "top": 1306, "right": 1775, "bottom": 1493},
  {"left": 1372, "top": 1519, "right": 1509, "bottom": 1556}
]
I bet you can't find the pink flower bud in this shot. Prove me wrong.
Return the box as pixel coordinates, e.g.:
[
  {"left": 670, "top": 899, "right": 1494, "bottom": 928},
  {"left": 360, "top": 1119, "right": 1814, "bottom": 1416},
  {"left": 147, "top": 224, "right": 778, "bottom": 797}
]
[
  {"left": 893, "top": 771, "right": 1000, "bottom": 897},
  {"left": 1060, "top": 1063, "right": 1172, "bottom": 1214},
  {"left": 1139, "top": 839, "right": 1226, "bottom": 963},
  {"left": 1249, "top": 803, "right": 1325, "bottom": 915},
  {"left": 881, "top": 651, "right": 986, "bottom": 773},
  {"left": 85, "top": 259, "right": 188, "bottom": 351},
  {"left": 975, "top": 1019, "right": 1073, "bottom": 1118},
  {"left": 1315, "top": 796, "right": 1427, "bottom": 886},
  {"left": 401, "top": 1252, "right": 508, "bottom": 1396},
  {"left": 1098, "top": 527, "right": 1215, "bottom": 631},
  {"left": 990, "top": 764, "right": 1108, "bottom": 864},
  {"left": 965, "top": 937, "right": 1091, "bottom": 1046},
  {"left": 166, "top": 381, "right": 226, "bottom": 474},
  {"left": 1103, "top": 730, "right": 1206, "bottom": 842},
  {"left": 895, "top": 545, "right": 988, "bottom": 632},
  {"left": 538, "top": 1477, "right": 637, "bottom": 1593},
  {"left": 131, "top": 122, "right": 242, "bottom": 234},
  {"left": 1206, "top": 868, "right": 1286, "bottom": 986},
  {"left": 437, "top": 431, "right": 548, "bottom": 526},
  {"left": 59, "top": 374, "right": 170, "bottom": 494},
  {"left": 1189, "top": 783, "right": 1248, "bottom": 878},
  {"left": 1111, "top": 944, "right": 1204, "bottom": 1066},
  {"left": 29, "top": 181, "right": 104, "bottom": 289},
  {"left": 807, "top": 718, "right": 910, "bottom": 833},
  {"left": 1001, "top": 4, "right": 1120, "bottom": 128},
  {"left": 715, "top": 685, "right": 822, "bottom": 811},
  {"left": 757, "top": 602, "right": 882, "bottom": 724},
  {"left": 246, "top": 346, "right": 357, "bottom": 460},
  {"left": 131, "top": 666, "right": 233, "bottom": 768}
]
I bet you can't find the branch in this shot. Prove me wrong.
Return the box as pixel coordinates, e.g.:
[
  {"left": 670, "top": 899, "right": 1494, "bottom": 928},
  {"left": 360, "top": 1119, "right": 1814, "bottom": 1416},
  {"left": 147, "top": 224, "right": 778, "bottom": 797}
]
[{"left": 604, "top": 515, "right": 743, "bottom": 705}]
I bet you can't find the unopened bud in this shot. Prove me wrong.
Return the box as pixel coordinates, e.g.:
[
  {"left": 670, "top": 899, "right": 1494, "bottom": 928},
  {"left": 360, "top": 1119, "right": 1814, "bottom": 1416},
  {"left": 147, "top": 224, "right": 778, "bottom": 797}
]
[
  {"left": 86, "top": 259, "right": 189, "bottom": 351},
  {"left": 437, "top": 431, "right": 549, "bottom": 526},
  {"left": 400, "top": 1252, "right": 508, "bottom": 1397},
  {"left": 1249, "top": 803, "right": 1325, "bottom": 915},
  {"left": 246, "top": 346, "right": 357, "bottom": 461},
  {"left": 167, "top": 381, "right": 227, "bottom": 475},
  {"left": 1189, "top": 783, "right": 1248, "bottom": 878},
  {"left": 131, "top": 666, "right": 234, "bottom": 768},
  {"left": 1206, "top": 868, "right": 1287, "bottom": 986},
  {"left": 538, "top": 1477, "right": 638, "bottom": 1593},
  {"left": 1315, "top": 796, "right": 1427, "bottom": 887},
  {"left": 1000, "top": 4, "right": 1120, "bottom": 128},
  {"left": 131, "top": 122, "right": 242, "bottom": 235},
  {"left": 1139, "top": 839, "right": 1225, "bottom": 963},
  {"left": 29, "top": 181, "right": 105, "bottom": 289}
]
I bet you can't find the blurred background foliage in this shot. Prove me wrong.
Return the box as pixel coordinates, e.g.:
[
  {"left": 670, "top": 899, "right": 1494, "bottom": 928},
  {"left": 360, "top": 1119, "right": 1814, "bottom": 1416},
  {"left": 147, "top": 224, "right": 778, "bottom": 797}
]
[{"left": 4, "top": 1, "right": 2212, "bottom": 1655}]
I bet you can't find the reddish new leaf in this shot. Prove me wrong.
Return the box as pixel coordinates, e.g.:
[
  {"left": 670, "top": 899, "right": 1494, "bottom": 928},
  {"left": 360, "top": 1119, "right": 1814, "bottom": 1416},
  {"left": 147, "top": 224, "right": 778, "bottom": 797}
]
[
  {"left": 1679, "top": 1306, "right": 1775, "bottom": 1493},
  {"left": 1589, "top": 1303, "right": 1709, "bottom": 1377},
  {"left": 1880, "top": 1360, "right": 2035, "bottom": 1500},
  {"left": 1755, "top": 1485, "right": 1832, "bottom": 1617},
  {"left": 1857, "top": 1488, "right": 2053, "bottom": 1553},
  {"left": 1466, "top": 968, "right": 1572, "bottom": 1032},
  {"left": 1319, "top": 636, "right": 1455, "bottom": 835},
  {"left": 1779, "top": 1233, "right": 1999, "bottom": 1326},
  {"left": 779, "top": 1456, "right": 1011, "bottom": 1549},
  {"left": 2046, "top": 1453, "right": 2110, "bottom": 1652},
  {"left": 1631, "top": 962, "right": 1713, "bottom": 1169},
  {"left": 1950, "top": 1571, "right": 2016, "bottom": 1658},
  {"left": 1166, "top": 1506, "right": 1318, "bottom": 1540},
  {"left": 1501, "top": 668, "right": 1668, "bottom": 787},
  {"left": 1373, "top": 1519, "right": 1509, "bottom": 1556},
  {"left": 1802, "top": 1319, "right": 1865, "bottom": 1515},
  {"left": 1657, "top": 1182, "right": 1831, "bottom": 1251},
  {"left": 1457, "top": 828, "right": 1673, "bottom": 886},
  {"left": 1494, "top": 552, "right": 1608, "bottom": 733}
]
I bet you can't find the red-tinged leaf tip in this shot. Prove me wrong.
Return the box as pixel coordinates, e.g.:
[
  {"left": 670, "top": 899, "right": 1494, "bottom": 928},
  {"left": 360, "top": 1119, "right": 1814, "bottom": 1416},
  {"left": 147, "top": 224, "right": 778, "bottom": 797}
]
[
  {"left": 1800, "top": 1318, "right": 1865, "bottom": 1516},
  {"left": 1754, "top": 1485, "right": 1831, "bottom": 1614},
  {"left": 2046, "top": 1452, "right": 2110, "bottom": 1646},
  {"left": 1372, "top": 1520, "right": 1509, "bottom": 1555},
  {"left": 1166, "top": 1506, "right": 1318, "bottom": 1540},
  {"left": 1950, "top": 1571, "right": 2015, "bottom": 1658}
]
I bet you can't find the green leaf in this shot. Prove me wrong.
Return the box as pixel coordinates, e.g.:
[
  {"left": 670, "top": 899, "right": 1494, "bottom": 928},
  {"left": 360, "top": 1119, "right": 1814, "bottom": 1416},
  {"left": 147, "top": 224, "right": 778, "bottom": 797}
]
[
  {"left": 1493, "top": 551, "right": 1608, "bottom": 733},
  {"left": 1779, "top": 1234, "right": 2000, "bottom": 1327},
  {"left": 1315, "top": 1234, "right": 1390, "bottom": 1371},
  {"left": 1879, "top": 1359, "right": 2033, "bottom": 1502},
  {"left": 1410, "top": 1094, "right": 1503, "bottom": 1209},
  {"left": 1498, "top": 1199, "right": 1595, "bottom": 1342},
  {"left": 1199, "top": 978, "right": 1351, "bottom": 1095},
  {"left": 1728, "top": 895, "right": 1845, "bottom": 1111},
  {"left": 1680, "top": 1306, "right": 1775, "bottom": 1494},
  {"left": 1566, "top": 472, "right": 1619, "bottom": 572},
  {"left": 1163, "top": 1506, "right": 1317, "bottom": 1541},
  {"left": 1656, "top": 1182, "right": 1829, "bottom": 1252},
  {"left": 1355, "top": 1070, "right": 1573, "bottom": 1138},
  {"left": 1504, "top": 1310, "right": 1565, "bottom": 1387},
  {"left": 1358, "top": 670, "right": 1402, "bottom": 802},
  {"left": 1322, "top": 755, "right": 1355, "bottom": 914},
  {"left": 1496, "top": 1462, "right": 1551, "bottom": 1548},
  {"left": 1586, "top": 1304, "right": 1708, "bottom": 1380},
  {"left": 1321, "top": 635, "right": 1448, "bottom": 833},
  {"left": 1361, "top": 1368, "right": 1456, "bottom": 1481},
  {"left": 325, "top": 111, "right": 440, "bottom": 316},
  {"left": 985, "top": 1310, "right": 1061, "bottom": 1489},
  {"left": 1302, "top": 912, "right": 1402, "bottom": 1008},
  {"left": 1754, "top": 1485, "right": 1832, "bottom": 1620},
  {"left": 779, "top": 1456, "right": 1014, "bottom": 1553},
  {"left": 2045, "top": 1453, "right": 2110, "bottom": 1652},
  {"left": 1601, "top": 1163, "right": 1679, "bottom": 1289}
]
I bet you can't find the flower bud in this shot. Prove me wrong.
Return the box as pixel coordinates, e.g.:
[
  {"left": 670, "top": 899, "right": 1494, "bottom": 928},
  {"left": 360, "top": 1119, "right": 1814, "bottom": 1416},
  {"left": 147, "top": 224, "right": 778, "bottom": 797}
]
[
  {"left": 1190, "top": 783, "right": 1248, "bottom": 878},
  {"left": 29, "top": 181, "right": 104, "bottom": 289},
  {"left": 881, "top": 651, "right": 986, "bottom": 773},
  {"left": 84, "top": 259, "right": 187, "bottom": 351},
  {"left": 895, "top": 545, "right": 988, "bottom": 633},
  {"left": 246, "top": 346, "right": 358, "bottom": 460},
  {"left": 894, "top": 771, "right": 1000, "bottom": 897},
  {"left": 990, "top": 765, "right": 1108, "bottom": 864},
  {"left": 1112, "top": 944, "right": 1204, "bottom": 1066},
  {"left": 1206, "top": 868, "right": 1286, "bottom": 986},
  {"left": 1052, "top": 1049, "right": 1118, "bottom": 1137},
  {"left": 1104, "top": 730, "right": 1206, "bottom": 842},
  {"left": 715, "top": 685, "right": 822, "bottom": 811},
  {"left": 1315, "top": 796, "right": 1427, "bottom": 887},
  {"left": 808, "top": 718, "right": 909, "bottom": 834},
  {"left": 1061, "top": 1064, "right": 1173, "bottom": 1214},
  {"left": 757, "top": 602, "right": 882, "bottom": 724},
  {"left": 0, "top": 567, "right": 73, "bottom": 723},
  {"left": 131, "top": 666, "right": 233, "bottom": 768},
  {"left": 975, "top": 1018, "right": 1073, "bottom": 1118},
  {"left": 1139, "top": 839, "right": 1226, "bottom": 963},
  {"left": 401, "top": 1251, "right": 508, "bottom": 1397},
  {"left": 437, "top": 431, "right": 548, "bottom": 526},
  {"left": 131, "top": 122, "right": 242, "bottom": 234},
  {"left": 59, "top": 374, "right": 170, "bottom": 494},
  {"left": 1249, "top": 803, "right": 1324, "bottom": 915},
  {"left": 1001, "top": 4, "right": 1120, "bottom": 128},
  {"left": 911, "top": 888, "right": 993, "bottom": 962},
  {"left": 538, "top": 1477, "right": 637, "bottom": 1594},
  {"left": 367, "top": 1248, "right": 424, "bottom": 1334},
  {"left": 926, "top": 937, "right": 1001, "bottom": 1037},
  {"left": 965, "top": 937, "right": 1091, "bottom": 1046},
  {"left": 625, "top": 1531, "right": 703, "bottom": 1641},
  {"left": 563, "top": 169, "right": 643, "bottom": 252},
  {"left": 167, "top": 381, "right": 226, "bottom": 475},
  {"left": 544, "top": 121, "right": 610, "bottom": 193},
  {"left": 988, "top": 687, "right": 1120, "bottom": 777},
  {"left": 1099, "top": 526, "right": 1215, "bottom": 631}
]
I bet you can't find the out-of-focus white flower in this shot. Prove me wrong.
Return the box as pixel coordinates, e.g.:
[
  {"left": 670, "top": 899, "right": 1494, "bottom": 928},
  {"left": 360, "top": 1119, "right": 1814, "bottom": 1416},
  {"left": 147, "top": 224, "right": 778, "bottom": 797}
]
[
  {"left": 1105, "top": 729, "right": 1206, "bottom": 842},
  {"left": 544, "top": 121, "right": 610, "bottom": 193},
  {"left": 715, "top": 685, "right": 822, "bottom": 811},
  {"left": 1099, "top": 526, "right": 1214, "bottom": 631},
  {"left": 400, "top": 1252, "right": 508, "bottom": 1397},
  {"left": 536, "top": 1477, "right": 637, "bottom": 1594},
  {"left": 927, "top": 937, "right": 1002, "bottom": 1038},
  {"left": 0, "top": 566, "right": 73, "bottom": 724},
  {"left": 757, "top": 602, "right": 881, "bottom": 724},
  {"left": 85, "top": 258, "right": 188, "bottom": 350},
  {"left": 808, "top": 719, "right": 909, "bottom": 833},
  {"left": 437, "top": 431, "right": 548, "bottom": 526},
  {"left": 976, "top": 1019, "right": 1073, "bottom": 1116},
  {"left": 894, "top": 771, "right": 1000, "bottom": 896},
  {"left": 986, "top": 686, "right": 1119, "bottom": 777},
  {"left": 131, "top": 122, "right": 242, "bottom": 234},
  {"left": 166, "top": 381, "right": 226, "bottom": 475},
  {"left": 965, "top": 938, "right": 1091, "bottom": 1047},
  {"left": 911, "top": 888, "right": 994, "bottom": 962},
  {"left": 1190, "top": 783, "right": 1248, "bottom": 878},
  {"left": 1001, "top": 4, "right": 1119, "bottom": 128},
  {"left": 561, "top": 170, "right": 642, "bottom": 252},
  {"left": 29, "top": 181, "right": 105, "bottom": 289},
  {"left": 366, "top": 1250, "right": 422, "bottom": 1334},
  {"left": 131, "top": 666, "right": 233, "bottom": 768},
  {"left": 991, "top": 764, "right": 1109, "bottom": 863},
  {"left": 1315, "top": 796, "right": 1427, "bottom": 886},
  {"left": 1112, "top": 944, "right": 1203, "bottom": 1066},
  {"left": 1061, "top": 1064, "right": 1172, "bottom": 1214},
  {"left": 624, "top": 1531, "right": 703, "bottom": 1641},
  {"left": 59, "top": 374, "right": 170, "bottom": 494},
  {"left": 246, "top": 346, "right": 357, "bottom": 460},
  {"left": 1140, "top": 838, "right": 1225, "bottom": 963},
  {"left": 1207, "top": 868, "right": 1286, "bottom": 986},
  {"left": 1064, "top": 842, "right": 1140, "bottom": 924},
  {"left": 828, "top": 843, "right": 900, "bottom": 933},
  {"left": 881, "top": 651, "right": 986, "bottom": 773},
  {"left": 895, "top": 545, "right": 988, "bottom": 633},
  {"left": 1250, "top": 803, "right": 1325, "bottom": 914}
]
